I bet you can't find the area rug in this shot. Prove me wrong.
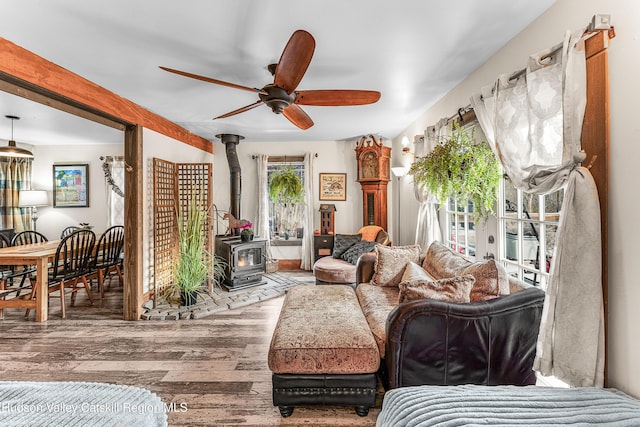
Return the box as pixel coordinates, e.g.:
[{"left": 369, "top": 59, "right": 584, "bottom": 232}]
[{"left": 0, "top": 381, "right": 167, "bottom": 427}]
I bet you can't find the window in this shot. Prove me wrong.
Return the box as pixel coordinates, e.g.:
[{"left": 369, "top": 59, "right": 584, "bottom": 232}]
[
  {"left": 444, "top": 198, "right": 476, "bottom": 259},
  {"left": 498, "top": 177, "right": 563, "bottom": 290},
  {"left": 268, "top": 160, "right": 305, "bottom": 244}
]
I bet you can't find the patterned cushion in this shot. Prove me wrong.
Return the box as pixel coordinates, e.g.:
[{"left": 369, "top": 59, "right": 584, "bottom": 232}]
[
  {"left": 341, "top": 240, "right": 378, "bottom": 265},
  {"left": 370, "top": 244, "right": 421, "bottom": 287},
  {"left": 422, "top": 241, "right": 472, "bottom": 279},
  {"left": 332, "top": 233, "right": 362, "bottom": 258},
  {"left": 356, "top": 283, "right": 400, "bottom": 357},
  {"left": 401, "top": 261, "right": 437, "bottom": 281},
  {"left": 461, "top": 259, "right": 510, "bottom": 301},
  {"left": 398, "top": 275, "right": 475, "bottom": 304}
]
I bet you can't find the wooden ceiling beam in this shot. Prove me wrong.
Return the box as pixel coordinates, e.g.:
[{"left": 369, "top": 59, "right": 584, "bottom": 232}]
[{"left": 0, "top": 37, "right": 213, "bottom": 153}]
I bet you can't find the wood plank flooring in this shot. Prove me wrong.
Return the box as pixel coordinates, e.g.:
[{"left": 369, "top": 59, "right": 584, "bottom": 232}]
[{"left": 0, "top": 274, "right": 382, "bottom": 426}]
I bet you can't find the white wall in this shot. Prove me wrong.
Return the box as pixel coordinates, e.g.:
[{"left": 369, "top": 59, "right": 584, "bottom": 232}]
[
  {"left": 212, "top": 138, "right": 364, "bottom": 259},
  {"left": 142, "top": 128, "right": 212, "bottom": 294},
  {"left": 391, "top": 0, "right": 640, "bottom": 397},
  {"left": 30, "top": 143, "right": 123, "bottom": 240}
]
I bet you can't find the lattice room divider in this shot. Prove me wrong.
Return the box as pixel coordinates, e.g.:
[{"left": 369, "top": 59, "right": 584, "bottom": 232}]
[{"left": 153, "top": 158, "right": 212, "bottom": 306}]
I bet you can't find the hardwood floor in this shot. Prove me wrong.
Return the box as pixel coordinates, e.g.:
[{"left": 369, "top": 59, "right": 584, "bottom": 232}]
[{"left": 0, "top": 274, "right": 382, "bottom": 426}]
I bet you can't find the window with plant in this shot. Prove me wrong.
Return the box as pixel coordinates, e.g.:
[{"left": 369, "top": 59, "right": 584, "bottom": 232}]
[{"left": 268, "top": 160, "right": 305, "bottom": 242}]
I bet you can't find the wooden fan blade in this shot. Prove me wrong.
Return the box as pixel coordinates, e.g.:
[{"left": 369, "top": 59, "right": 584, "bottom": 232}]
[
  {"left": 282, "top": 104, "right": 314, "bottom": 130},
  {"left": 294, "top": 90, "right": 381, "bottom": 106},
  {"left": 160, "top": 66, "right": 266, "bottom": 94},
  {"left": 213, "top": 100, "right": 263, "bottom": 120},
  {"left": 273, "top": 30, "right": 315, "bottom": 94}
]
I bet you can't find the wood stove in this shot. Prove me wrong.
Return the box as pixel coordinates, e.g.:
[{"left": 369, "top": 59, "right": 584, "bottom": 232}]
[{"left": 215, "top": 236, "right": 267, "bottom": 291}]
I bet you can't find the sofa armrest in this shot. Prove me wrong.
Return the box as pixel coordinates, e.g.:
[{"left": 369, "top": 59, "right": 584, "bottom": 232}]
[
  {"left": 384, "top": 286, "right": 545, "bottom": 389},
  {"left": 355, "top": 252, "right": 377, "bottom": 285}
]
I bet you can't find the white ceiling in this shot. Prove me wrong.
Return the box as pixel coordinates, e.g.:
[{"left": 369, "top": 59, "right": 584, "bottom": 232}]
[{"left": 0, "top": 0, "right": 557, "bottom": 146}]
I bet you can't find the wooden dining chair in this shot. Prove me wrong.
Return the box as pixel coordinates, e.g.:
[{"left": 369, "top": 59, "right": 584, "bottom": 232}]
[
  {"left": 8, "top": 230, "right": 50, "bottom": 294},
  {"left": 11, "top": 230, "right": 48, "bottom": 246},
  {"left": 60, "top": 226, "right": 80, "bottom": 239},
  {"left": 0, "top": 233, "right": 12, "bottom": 284},
  {"left": 25, "top": 229, "right": 96, "bottom": 319},
  {"left": 0, "top": 234, "right": 20, "bottom": 319},
  {"left": 85, "top": 225, "right": 124, "bottom": 298}
]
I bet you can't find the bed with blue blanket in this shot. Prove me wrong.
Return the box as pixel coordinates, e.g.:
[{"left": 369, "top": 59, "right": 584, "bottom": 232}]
[{"left": 377, "top": 384, "right": 640, "bottom": 426}]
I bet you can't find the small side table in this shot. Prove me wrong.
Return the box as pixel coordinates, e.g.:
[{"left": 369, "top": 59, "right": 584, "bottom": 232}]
[{"left": 313, "top": 234, "right": 334, "bottom": 263}]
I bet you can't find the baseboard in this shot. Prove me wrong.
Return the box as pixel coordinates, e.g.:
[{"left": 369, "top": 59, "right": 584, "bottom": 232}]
[{"left": 278, "top": 259, "right": 302, "bottom": 270}]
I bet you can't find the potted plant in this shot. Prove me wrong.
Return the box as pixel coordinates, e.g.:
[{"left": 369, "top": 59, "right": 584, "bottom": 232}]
[
  {"left": 173, "top": 189, "right": 225, "bottom": 306},
  {"left": 239, "top": 222, "right": 254, "bottom": 242},
  {"left": 408, "top": 122, "right": 501, "bottom": 221}
]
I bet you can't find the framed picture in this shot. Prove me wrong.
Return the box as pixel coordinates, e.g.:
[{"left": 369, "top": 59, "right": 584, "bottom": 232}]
[
  {"left": 319, "top": 173, "right": 347, "bottom": 201},
  {"left": 53, "top": 164, "right": 89, "bottom": 208}
]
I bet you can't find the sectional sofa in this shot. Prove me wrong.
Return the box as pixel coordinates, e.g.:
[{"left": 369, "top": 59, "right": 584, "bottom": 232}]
[{"left": 355, "top": 241, "right": 546, "bottom": 389}]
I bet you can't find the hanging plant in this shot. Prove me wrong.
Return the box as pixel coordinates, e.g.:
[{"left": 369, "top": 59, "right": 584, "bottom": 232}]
[
  {"left": 408, "top": 122, "right": 501, "bottom": 221},
  {"left": 269, "top": 166, "right": 305, "bottom": 205}
]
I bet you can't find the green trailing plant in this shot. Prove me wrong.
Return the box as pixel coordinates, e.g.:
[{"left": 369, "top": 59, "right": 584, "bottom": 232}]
[
  {"left": 408, "top": 122, "right": 501, "bottom": 222},
  {"left": 173, "top": 188, "right": 226, "bottom": 300},
  {"left": 269, "top": 166, "right": 304, "bottom": 205},
  {"left": 269, "top": 166, "right": 305, "bottom": 238}
]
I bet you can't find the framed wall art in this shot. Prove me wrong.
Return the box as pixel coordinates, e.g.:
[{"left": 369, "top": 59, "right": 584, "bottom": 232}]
[
  {"left": 53, "top": 163, "right": 89, "bottom": 208},
  {"left": 319, "top": 173, "right": 347, "bottom": 201}
]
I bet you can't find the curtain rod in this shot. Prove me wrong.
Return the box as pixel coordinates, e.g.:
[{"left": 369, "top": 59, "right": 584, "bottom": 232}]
[
  {"left": 251, "top": 153, "right": 318, "bottom": 160},
  {"left": 423, "top": 15, "right": 612, "bottom": 140},
  {"left": 507, "top": 14, "right": 613, "bottom": 83}
]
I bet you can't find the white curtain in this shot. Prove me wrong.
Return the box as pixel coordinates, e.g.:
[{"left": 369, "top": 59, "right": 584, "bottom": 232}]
[
  {"left": 413, "top": 129, "right": 442, "bottom": 251},
  {"left": 300, "top": 153, "right": 315, "bottom": 270},
  {"left": 103, "top": 158, "right": 125, "bottom": 227},
  {"left": 471, "top": 27, "right": 604, "bottom": 387},
  {"left": 255, "top": 154, "right": 273, "bottom": 261}
]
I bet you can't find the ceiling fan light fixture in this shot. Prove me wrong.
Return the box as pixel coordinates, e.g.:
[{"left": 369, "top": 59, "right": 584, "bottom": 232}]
[
  {"left": 161, "top": 29, "right": 380, "bottom": 130},
  {"left": 1, "top": 115, "right": 34, "bottom": 159}
]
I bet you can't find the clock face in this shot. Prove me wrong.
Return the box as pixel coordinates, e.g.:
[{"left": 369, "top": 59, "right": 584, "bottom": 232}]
[{"left": 362, "top": 152, "right": 378, "bottom": 179}]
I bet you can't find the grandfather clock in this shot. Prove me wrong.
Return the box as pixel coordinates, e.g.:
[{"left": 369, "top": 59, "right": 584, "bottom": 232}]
[{"left": 355, "top": 134, "right": 391, "bottom": 230}]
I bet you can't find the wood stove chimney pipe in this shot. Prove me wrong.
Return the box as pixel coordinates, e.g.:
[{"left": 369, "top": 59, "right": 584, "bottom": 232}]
[{"left": 216, "top": 133, "right": 244, "bottom": 221}]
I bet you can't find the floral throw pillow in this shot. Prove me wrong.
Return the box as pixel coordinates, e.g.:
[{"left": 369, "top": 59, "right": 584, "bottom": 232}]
[
  {"left": 370, "top": 244, "right": 421, "bottom": 287},
  {"left": 422, "top": 241, "right": 472, "bottom": 279},
  {"left": 398, "top": 275, "right": 475, "bottom": 304},
  {"left": 461, "top": 259, "right": 510, "bottom": 301},
  {"left": 332, "top": 233, "right": 362, "bottom": 258}
]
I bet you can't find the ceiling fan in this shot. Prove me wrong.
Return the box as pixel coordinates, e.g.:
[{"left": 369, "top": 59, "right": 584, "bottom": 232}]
[{"left": 160, "top": 29, "right": 381, "bottom": 130}]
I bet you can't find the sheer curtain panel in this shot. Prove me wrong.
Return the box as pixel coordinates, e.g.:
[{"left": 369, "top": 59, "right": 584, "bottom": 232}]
[
  {"left": 102, "top": 157, "right": 125, "bottom": 227},
  {"left": 255, "top": 154, "right": 272, "bottom": 261},
  {"left": 299, "top": 153, "right": 315, "bottom": 270},
  {"left": 413, "top": 129, "right": 441, "bottom": 251},
  {"left": 471, "top": 27, "right": 603, "bottom": 387}
]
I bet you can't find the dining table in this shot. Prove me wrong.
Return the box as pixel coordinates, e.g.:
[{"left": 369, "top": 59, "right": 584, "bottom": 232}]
[{"left": 0, "top": 239, "right": 61, "bottom": 322}]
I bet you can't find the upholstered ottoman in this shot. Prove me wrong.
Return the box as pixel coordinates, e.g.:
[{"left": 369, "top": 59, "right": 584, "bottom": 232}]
[{"left": 268, "top": 285, "right": 380, "bottom": 417}]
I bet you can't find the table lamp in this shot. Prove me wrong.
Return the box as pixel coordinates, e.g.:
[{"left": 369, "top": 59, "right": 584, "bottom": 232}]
[{"left": 18, "top": 190, "right": 49, "bottom": 231}]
